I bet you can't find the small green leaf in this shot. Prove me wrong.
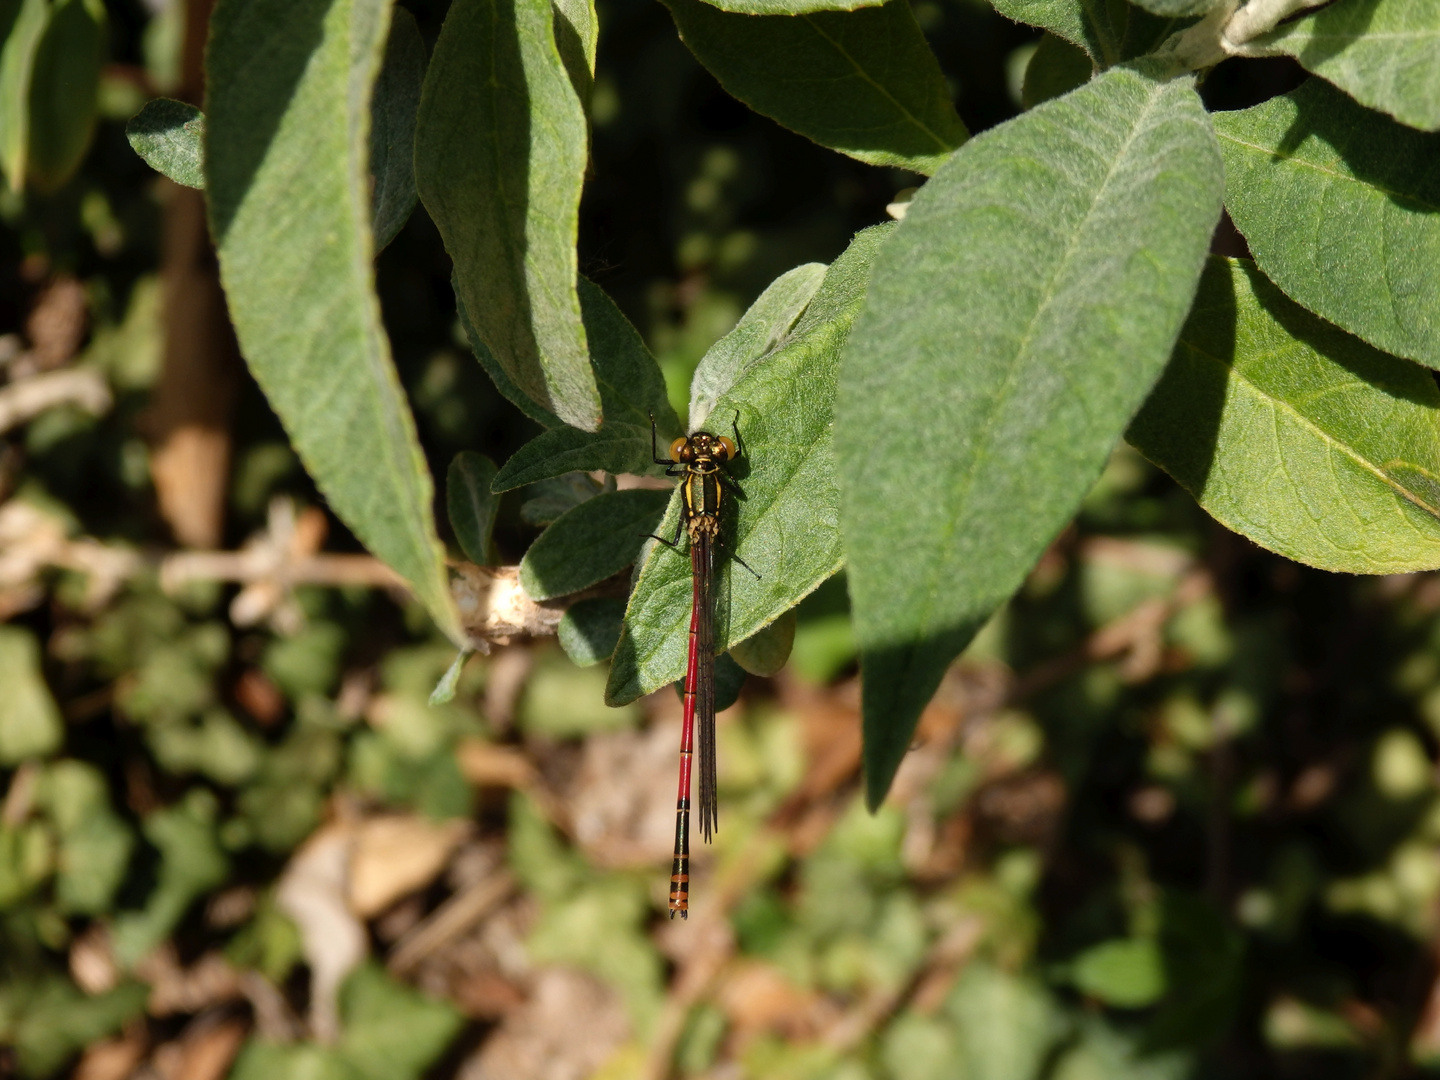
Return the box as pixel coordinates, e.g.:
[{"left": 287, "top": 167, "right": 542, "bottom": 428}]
[
  {"left": 947, "top": 963, "right": 1067, "bottom": 1080},
  {"left": 1022, "top": 32, "right": 1092, "bottom": 110},
  {"left": 837, "top": 65, "right": 1222, "bottom": 810},
  {"left": 730, "top": 608, "right": 796, "bottom": 676},
  {"left": 428, "top": 649, "right": 472, "bottom": 705},
  {"left": 1128, "top": 258, "right": 1440, "bottom": 575},
  {"left": 446, "top": 451, "right": 499, "bottom": 564},
  {"left": 207, "top": 0, "right": 460, "bottom": 643},
  {"left": 690, "top": 261, "right": 826, "bottom": 429},
  {"left": 0, "top": 625, "right": 62, "bottom": 764},
  {"left": 126, "top": 97, "right": 205, "bottom": 189},
  {"left": 1259, "top": 0, "right": 1440, "bottom": 131},
  {"left": 492, "top": 279, "right": 680, "bottom": 490},
  {"left": 336, "top": 963, "right": 463, "bottom": 1080},
  {"left": 370, "top": 7, "right": 425, "bottom": 250},
  {"left": 675, "top": 651, "right": 748, "bottom": 713},
  {"left": 521, "top": 488, "right": 671, "bottom": 600},
  {"left": 558, "top": 597, "right": 626, "bottom": 666},
  {"left": 0, "top": 0, "right": 50, "bottom": 193},
  {"left": 416, "top": 0, "right": 600, "bottom": 431},
  {"left": 1072, "top": 939, "right": 1167, "bottom": 1007},
  {"left": 11, "top": 979, "right": 149, "bottom": 1079},
  {"left": 24, "top": 0, "right": 105, "bottom": 193},
  {"left": 664, "top": 0, "right": 967, "bottom": 175},
  {"left": 1214, "top": 78, "right": 1440, "bottom": 369},
  {"left": 990, "top": 0, "right": 1179, "bottom": 67},
  {"left": 607, "top": 225, "right": 893, "bottom": 706}
]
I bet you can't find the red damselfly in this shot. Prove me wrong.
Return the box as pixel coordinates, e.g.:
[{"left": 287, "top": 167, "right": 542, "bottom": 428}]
[{"left": 650, "top": 412, "right": 756, "bottom": 918}]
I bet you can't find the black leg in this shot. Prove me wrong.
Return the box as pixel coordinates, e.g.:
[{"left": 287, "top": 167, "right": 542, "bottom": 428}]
[{"left": 650, "top": 411, "right": 675, "bottom": 467}]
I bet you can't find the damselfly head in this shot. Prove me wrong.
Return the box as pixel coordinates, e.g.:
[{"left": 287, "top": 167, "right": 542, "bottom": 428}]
[{"left": 682, "top": 430, "right": 736, "bottom": 463}]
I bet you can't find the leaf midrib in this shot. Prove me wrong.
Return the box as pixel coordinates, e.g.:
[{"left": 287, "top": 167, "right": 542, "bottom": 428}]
[{"left": 1216, "top": 131, "right": 1440, "bottom": 213}]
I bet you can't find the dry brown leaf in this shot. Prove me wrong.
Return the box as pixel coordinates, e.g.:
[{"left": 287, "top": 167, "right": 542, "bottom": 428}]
[{"left": 348, "top": 814, "right": 470, "bottom": 918}]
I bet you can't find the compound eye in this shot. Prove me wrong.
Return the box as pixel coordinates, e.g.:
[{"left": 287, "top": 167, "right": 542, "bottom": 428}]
[
  {"left": 669, "top": 437, "right": 689, "bottom": 461},
  {"left": 717, "top": 436, "right": 737, "bottom": 461}
]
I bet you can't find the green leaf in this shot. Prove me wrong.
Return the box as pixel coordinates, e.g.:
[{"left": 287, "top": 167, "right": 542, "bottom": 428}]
[
  {"left": 689, "top": 0, "right": 886, "bottom": 12},
  {"left": 40, "top": 761, "right": 135, "bottom": 915},
  {"left": 1214, "top": 78, "right": 1440, "bottom": 369},
  {"left": 446, "top": 451, "right": 499, "bottom": 563},
  {"left": 730, "top": 607, "right": 796, "bottom": 676},
  {"left": 552, "top": 0, "right": 597, "bottom": 105},
  {"left": 663, "top": 0, "right": 967, "bottom": 175},
  {"left": 521, "top": 488, "right": 671, "bottom": 600},
  {"left": 23, "top": 0, "right": 105, "bottom": 193},
  {"left": 1072, "top": 939, "right": 1167, "bottom": 1007},
  {"left": 370, "top": 7, "right": 425, "bottom": 250},
  {"left": 1128, "top": 258, "right": 1440, "bottom": 575},
  {"left": 520, "top": 472, "right": 609, "bottom": 525},
  {"left": 0, "top": 626, "right": 62, "bottom": 764},
  {"left": 207, "top": 0, "right": 460, "bottom": 643},
  {"left": 558, "top": 597, "right": 626, "bottom": 665},
  {"left": 947, "top": 962, "right": 1067, "bottom": 1080},
  {"left": 1022, "top": 32, "right": 1093, "bottom": 110},
  {"left": 836, "top": 65, "right": 1222, "bottom": 809},
  {"left": 428, "top": 649, "right": 472, "bottom": 705},
  {"left": 690, "top": 261, "right": 826, "bottom": 429},
  {"left": 492, "top": 278, "right": 679, "bottom": 490},
  {"left": 335, "top": 963, "right": 463, "bottom": 1080},
  {"left": 111, "top": 791, "right": 229, "bottom": 967},
  {"left": 415, "top": 0, "right": 600, "bottom": 431},
  {"left": 1129, "top": 0, "right": 1216, "bottom": 15},
  {"left": 126, "top": 98, "right": 205, "bottom": 189},
  {"left": 990, "top": 0, "right": 1180, "bottom": 67},
  {"left": 606, "top": 225, "right": 893, "bottom": 706},
  {"left": 1258, "top": 0, "right": 1440, "bottom": 132},
  {"left": 0, "top": 0, "right": 48, "bottom": 193},
  {"left": 11, "top": 979, "right": 148, "bottom": 1079}
]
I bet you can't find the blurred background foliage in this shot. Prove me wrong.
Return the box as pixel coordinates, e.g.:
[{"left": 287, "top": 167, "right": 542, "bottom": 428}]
[{"left": 2, "top": 1, "right": 1439, "bottom": 1079}]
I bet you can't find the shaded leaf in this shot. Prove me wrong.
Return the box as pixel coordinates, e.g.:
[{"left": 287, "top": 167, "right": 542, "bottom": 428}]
[
  {"left": 492, "top": 279, "right": 679, "bottom": 490},
  {"left": 446, "top": 451, "right": 499, "bottom": 563},
  {"left": 23, "top": 0, "right": 105, "bottom": 193},
  {"left": 207, "top": 0, "right": 460, "bottom": 642},
  {"left": 415, "top": 0, "right": 599, "bottom": 430},
  {"left": 11, "top": 979, "right": 148, "bottom": 1079},
  {"left": 1071, "top": 939, "right": 1167, "bottom": 1007},
  {"left": 1259, "top": 0, "right": 1440, "bottom": 131},
  {"left": 990, "top": 0, "right": 1179, "bottom": 66},
  {"left": 1128, "top": 258, "right": 1440, "bottom": 574},
  {"left": 607, "top": 225, "right": 893, "bottom": 705},
  {"left": 1130, "top": 0, "right": 1216, "bottom": 14},
  {"left": 690, "top": 261, "right": 826, "bottom": 429},
  {"left": 370, "top": 7, "right": 425, "bottom": 251},
  {"left": 1214, "top": 78, "right": 1440, "bottom": 369},
  {"left": 836, "top": 65, "right": 1222, "bottom": 809},
  {"left": 558, "top": 597, "right": 626, "bottom": 665},
  {"left": 1022, "top": 32, "right": 1092, "bottom": 110},
  {"left": 664, "top": 0, "right": 966, "bottom": 175},
  {"left": 552, "top": 0, "right": 597, "bottom": 104},
  {"left": 125, "top": 97, "right": 205, "bottom": 189},
  {"left": 691, "top": 0, "right": 886, "bottom": 12},
  {"left": 520, "top": 472, "right": 610, "bottom": 525},
  {"left": 521, "top": 488, "right": 671, "bottom": 600},
  {"left": 730, "top": 607, "right": 796, "bottom": 676}
]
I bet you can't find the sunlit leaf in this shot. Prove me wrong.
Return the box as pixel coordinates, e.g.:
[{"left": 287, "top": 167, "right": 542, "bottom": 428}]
[
  {"left": 521, "top": 488, "right": 671, "bottom": 600},
  {"left": 125, "top": 97, "right": 205, "bottom": 189}
]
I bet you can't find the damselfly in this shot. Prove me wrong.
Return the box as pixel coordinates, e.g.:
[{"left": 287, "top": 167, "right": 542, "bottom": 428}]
[{"left": 650, "top": 412, "right": 755, "bottom": 919}]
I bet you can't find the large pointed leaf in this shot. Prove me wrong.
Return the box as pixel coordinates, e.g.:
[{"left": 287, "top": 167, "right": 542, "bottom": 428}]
[
  {"left": 0, "top": 0, "right": 49, "bottom": 194},
  {"left": 689, "top": 261, "right": 826, "bottom": 429},
  {"left": 415, "top": 0, "right": 600, "bottom": 431},
  {"left": 369, "top": 8, "right": 425, "bottom": 251},
  {"left": 207, "top": 0, "right": 460, "bottom": 641},
  {"left": 606, "top": 225, "right": 893, "bottom": 705},
  {"left": 1129, "top": 258, "right": 1440, "bottom": 574},
  {"left": 23, "top": 0, "right": 105, "bottom": 193},
  {"left": 1258, "top": 0, "right": 1440, "bottom": 132},
  {"left": 664, "top": 0, "right": 967, "bottom": 176},
  {"left": 520, "top": 488, "right": 671, "bottom": 600},
  {"left": 836, "top": 64, "right": 1222, "bottom": 809},
  {"left": 491, "top": 279, "right": 680, "bottom": 490},
  {"left": 1214, "top": 79, "right": 1440, "bottom": 370}
]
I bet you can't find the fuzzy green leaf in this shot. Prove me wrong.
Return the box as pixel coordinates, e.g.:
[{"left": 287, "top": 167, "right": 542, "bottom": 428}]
[
  {"left": 446, "top": 451, "right": 499, "bottom": 564},
  {"left": 1129, "top": 258, "right": 1440, "bottom": 574},
  {"left": 1022, "top": 32, "right": 1093, "bottom": 110},
  {"left": 1215, "top": 79, "right": 1440, "bottom": 369},
  {"left": 520, "top": 488, "right": 671, "bottom": 600},
  {"left": 664, "top": 0, "right": 967, "bottom": 176},
  {"left": 606, "top": 225, "right": 893, "bottom": 706},
  {"left": 492, "top": 279, "right": 679, "bottom": 490},
  {"left": 23, "top": 0, "right": 105, "bottom": 193},
  {"left": 126, "top": 98, "right": 205, "bottom": 189},
  {"left": 1259, "top": 0, "right": 1440, "bottom": 132},
  {"left": 415, "top": 0, "right": 600, "bottom": 431},
  {"left": 836, "top": 65, "right": 1222, "bottom": 809},
  {"left": 558, "top": 597, "right": 626, "bottom": 666},
  {"left": 690, "top": 262, "right": 826, "bottom": 429},
  {"left": 207, "top": 0, "right": 460, "bottom": 642}
]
